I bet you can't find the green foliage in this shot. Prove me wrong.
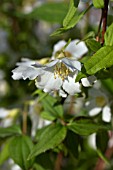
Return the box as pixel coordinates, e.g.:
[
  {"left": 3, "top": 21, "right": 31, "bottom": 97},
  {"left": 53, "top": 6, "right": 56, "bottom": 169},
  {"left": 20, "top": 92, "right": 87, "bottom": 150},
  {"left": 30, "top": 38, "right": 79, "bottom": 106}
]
[
  {"left": 96, "top": 130, "right": 109, "bottom": 153},
  {"left": 67, "top": 119, "right": 111, "bottom": 136},
  {"left": 27, "top": 2, "right": 68, "bottom": 23},
  {"left": 9, "top": 135, "right": 34, "bottom": 170},
  {"left": 104, "top": 23, "right": 113, "bottom": 46},
  {"left": 63, "top": 0, "right": 78, "bottom": 28},
  {"left": 101, "top": 78, "right": 113, "bottom": 94},
  {"left": 51, "top": 0, "right": 92, "bottom": 36},
  {"left": 0, "top": 138, "right": 12, "bottom": 165},
  {"left": 33, "top": 163, "right": 46, "bottom": 170},
  {"left": 86, "top": 39, "right": 101, "bottom": 52},
  {"left": 65, "top": 130, "right": 79, "bottom": 158},
  {"left": 93, "top": 0, "right": 104, "bottom": 8},
  {"left": 0, "top": 125, "right": 22, "bottom": 138},
  {"left": 1, "top": 0, "right": 113, "bottom": 169},
  {"left": 40, "top": 93, "right": 64, "bottom": 120},
  {"left": 28, "top": 123, "right": 67, "bottom": 159},
  {"left": 84, "top": 46, "right": 113, "bottom": 75}
]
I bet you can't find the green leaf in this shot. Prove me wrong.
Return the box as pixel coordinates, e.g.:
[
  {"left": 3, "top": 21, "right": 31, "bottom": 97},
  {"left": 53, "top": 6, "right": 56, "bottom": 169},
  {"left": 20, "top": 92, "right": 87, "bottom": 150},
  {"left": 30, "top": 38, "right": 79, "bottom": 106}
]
[
  {"left": 96, "top": 130, "right": 109, "bottom": 153},
  {"left": 84, "top": 46, "right": 113, "bottom": 75},
  {"left": 9, "top": 135, "right": 34, "bottom": 170},
  {"left": 50, "top": 27, "right": 67, "bottom": 36},
  {"left": 86, "top": 39, "right": 101, "bottom": 52},
  {"left": 65, "top": 130, "right": 79, "bottom": 158},
  {"left": 51, "top": 11, "right": 85, "bottom": 36},
  {"left": 41, "top": 111, "right": 56, "bottom": 121},
  {"left": 63, "top": 0, "right": 77, "bottom": 27},
  {"left": 97, "top": 149, "right": 110, "bottom": 165},
  {"left": 51, "top": 2, "right": 92, "bottom": 36},
  {"left": 74, "top": 0, "right": 80, "bottom": 7},
  {"left": 0, "top": 138, "right": 12, "bottom": 165},
  {"left": 104, "top": 23, "right": 113, "bottom": 46},
  {"left": 27, "top": 2, "right": 68, "bottom": 23},
  {"left": 67, "top": 120, "right": 111, "bottom": 136},
  {"left": 93, "top": 0, "right": 104, "bottom": 8},
  {"left": 35, "top": 125, "right": 50, "bottom": 141},
  {"left": 0, "top": 125, "right": 22, "bottom": 138},
  {"left": 28, "top": 123, "right": 67, "bottom": 159},
  {"left": 82, "top": 31, "right": 95, "bottom": 41},
  {"left": 101, "top": 78, "right": 113, "bottom": 94},
  {"left": 75, "top": 66, "right": 87, "bottom": 82},
  {"left": 33, "top": 163, "right": 46, "bottom": 170},
  {"left": 40, "top": 94, "right": 64, "bottom": 120}
]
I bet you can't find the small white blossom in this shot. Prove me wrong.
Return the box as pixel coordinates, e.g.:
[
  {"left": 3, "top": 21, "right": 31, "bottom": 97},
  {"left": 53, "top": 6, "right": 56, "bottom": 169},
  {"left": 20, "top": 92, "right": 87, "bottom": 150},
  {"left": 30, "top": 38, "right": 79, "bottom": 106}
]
[
  {"left": 85, "top": 84, "right": 111, "bottom": 122},
  {"left": 12, "top": 39, "right": 90, "bottom": 97},
  {"left": 35, "top": 58, "right": 82, "bottom": 97}
]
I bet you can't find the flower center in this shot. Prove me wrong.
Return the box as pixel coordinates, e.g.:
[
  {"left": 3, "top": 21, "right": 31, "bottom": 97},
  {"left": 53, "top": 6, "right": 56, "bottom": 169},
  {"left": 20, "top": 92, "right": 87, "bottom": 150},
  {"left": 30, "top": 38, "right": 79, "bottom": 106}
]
[
  {"left": 54, "top": 63, "right": 70, "bottom": 81},
  {"left": 55, "top": 51, "right": 72, "bottom": 59},
  {"left": 96, "top": 96, "right": 106, "bottom": 107}
]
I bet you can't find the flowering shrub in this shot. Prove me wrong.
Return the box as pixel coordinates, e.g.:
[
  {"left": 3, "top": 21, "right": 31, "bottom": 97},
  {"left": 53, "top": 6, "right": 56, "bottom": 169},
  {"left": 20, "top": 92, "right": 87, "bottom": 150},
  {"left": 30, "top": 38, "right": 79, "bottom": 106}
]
[{"left": 0, "top": 0, "right": 113, "bottom": 170}]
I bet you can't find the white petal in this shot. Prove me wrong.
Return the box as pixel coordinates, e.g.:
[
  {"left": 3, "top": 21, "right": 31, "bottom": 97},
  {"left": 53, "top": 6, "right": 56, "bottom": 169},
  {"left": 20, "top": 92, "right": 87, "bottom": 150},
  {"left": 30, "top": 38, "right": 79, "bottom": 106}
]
[
  {"left": 65, "top": 39, "right": 88, "bottom": 59},
  {"left": 35, "top": 69, "right": 62, "bottom": 92},
  {"left": 102, "top": 105, "right": 111, "bottom": 122},
  {"left": 81, "top": 76, "right": 97, "bottom": 87},
  {"left": 89, "top": 107, "right": 102, "bottom": 116},
  {"left": 12, "top": 66, "right": 43, "bottom": 80},
  {"left": 63, "top": 74, "right": 81, "bottom": 95},
  {"left": 88, "top": 133, "right": 96, "bottom": 149},
  {"left": 45, "top": 59, "right": 58, "bottom": 67},
  {"left": 59, "top": 89, "right": 67, "bottom": 98},
  {"left": 12, "top": 58, "right": 44, "bottom": 80},
  {"left": 62, "top": 58, "right": 81, "bottom": 71},
  {"left": 52, "top": 40, "right": 66, "bottom": 58}
]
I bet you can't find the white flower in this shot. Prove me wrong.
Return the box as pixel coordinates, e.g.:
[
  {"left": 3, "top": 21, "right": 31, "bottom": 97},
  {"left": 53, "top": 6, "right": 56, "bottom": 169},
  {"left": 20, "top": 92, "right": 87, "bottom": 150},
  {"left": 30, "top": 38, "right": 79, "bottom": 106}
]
[
  {"left": 85, "top": 84, "right": 111, "bottom": 122},
  {"left": 52, "top": 39, "right": 88, "bottom": 59},
  {"left": 12, "top": 39, "right": 90, "bottom": 97},
  {"left": 35, "top": 58, "right": 82, "bottom": 97},
  {"left": 12, "top": 57, "right": 82, "bottom": 97}
]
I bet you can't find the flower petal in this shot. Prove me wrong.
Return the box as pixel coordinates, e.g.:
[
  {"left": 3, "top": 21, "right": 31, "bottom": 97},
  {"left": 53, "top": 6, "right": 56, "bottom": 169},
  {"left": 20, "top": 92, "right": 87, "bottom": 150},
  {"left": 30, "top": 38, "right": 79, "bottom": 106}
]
[
  {"left": 65, "top": 39, "right": 88, "bottom": 59},
  {"left": 89, "top": 107, "right": 102, "bottom": 116},
  {"left": 102, "top": 105, "right": 111, "bottom": 122},
  {"left": 52, "top": 40, "right": 66, "bottom": 58},
  {"left": 63, "top": 73, "right": 81, "bottom": 95},
  {"left": 61, "top": 58, "right": 81, "bottom": 71},
  {"left": 81, "top": 76, "right": 96, "bottom": 87},
  {"left": 59, "top": 89, "right": 67, "bottom": 98},
  {"left": 35, "top": 68, "right": 62, "bottom": 92},
  {"left": 12, "top": 58, "right": 44, "bottom": 80},
  {"left": 45, "top": 59, "right": 58, "bottom": 67}
]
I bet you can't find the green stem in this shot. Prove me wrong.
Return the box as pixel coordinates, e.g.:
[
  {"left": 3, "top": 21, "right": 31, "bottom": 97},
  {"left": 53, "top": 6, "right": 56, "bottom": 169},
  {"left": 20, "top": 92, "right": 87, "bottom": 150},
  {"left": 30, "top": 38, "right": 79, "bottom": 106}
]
[{"left": 22, "top": 104, "right": 28, "bottom": 135}]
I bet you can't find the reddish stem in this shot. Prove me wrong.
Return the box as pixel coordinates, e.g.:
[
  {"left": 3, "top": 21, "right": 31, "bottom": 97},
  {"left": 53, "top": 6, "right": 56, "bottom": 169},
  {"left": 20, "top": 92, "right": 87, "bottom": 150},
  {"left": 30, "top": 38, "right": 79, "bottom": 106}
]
[
  {"left": 101, "top": 0, "right": 109, "bottom": 44},
  {"left": 54, "top": 152, "right": 63, "bottom": 170}
]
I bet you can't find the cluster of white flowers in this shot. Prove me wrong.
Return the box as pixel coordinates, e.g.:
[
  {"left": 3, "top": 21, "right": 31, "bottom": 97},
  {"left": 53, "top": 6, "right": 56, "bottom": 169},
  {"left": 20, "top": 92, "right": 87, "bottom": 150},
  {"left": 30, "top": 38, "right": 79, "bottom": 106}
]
[{"left": 12, "top": 39, "right": 95, "bottom": 97}]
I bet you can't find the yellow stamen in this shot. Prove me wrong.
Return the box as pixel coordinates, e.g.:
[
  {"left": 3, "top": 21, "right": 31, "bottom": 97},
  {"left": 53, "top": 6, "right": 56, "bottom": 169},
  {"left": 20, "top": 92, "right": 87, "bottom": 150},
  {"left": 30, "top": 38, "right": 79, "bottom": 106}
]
[
  {"left": 54, "top": 62, "right": 70, "bottom": 81},
  {"left": 96, "top": 96, "right": 106, "bottom": 107}
]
